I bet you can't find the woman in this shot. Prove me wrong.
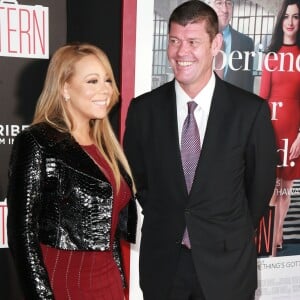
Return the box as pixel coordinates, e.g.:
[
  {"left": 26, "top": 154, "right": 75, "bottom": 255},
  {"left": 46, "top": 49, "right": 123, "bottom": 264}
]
[
  {"left": 260, "top": 0, "right": 300, "bottom": 256},
  {"left": 7, "top": 43, "right": 137, "bottom": 299}
]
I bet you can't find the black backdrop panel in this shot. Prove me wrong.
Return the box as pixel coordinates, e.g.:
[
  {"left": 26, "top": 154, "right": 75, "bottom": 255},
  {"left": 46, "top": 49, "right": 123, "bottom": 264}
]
[
  {"left": 66, "top": 0, "right": 122, "bottom": 136},
  {"left": 0, "top": 1, "right": 122, "bottom": 298},
  {"left": 0, "top": 0, "right": 66, "bottom": 298},
  {"left": 67, "top": 0, "right": 122, "bottom": 87}
]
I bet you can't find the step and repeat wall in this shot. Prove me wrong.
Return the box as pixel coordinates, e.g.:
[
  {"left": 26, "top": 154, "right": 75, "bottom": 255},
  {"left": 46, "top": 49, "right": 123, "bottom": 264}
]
[
  {"left": 1, "top": 0, "right": 300, "bottom": 299},
  {"left": 0, "top": 1, "right": 130, "bottom": 299},
  {"left": 0, "top": 0, "right": 66, "bottom": 298}
]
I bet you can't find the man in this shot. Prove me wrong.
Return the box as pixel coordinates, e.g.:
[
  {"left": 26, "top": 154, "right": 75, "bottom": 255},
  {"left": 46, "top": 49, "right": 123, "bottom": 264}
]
[
  {"left": 209, "top": 0, "right": 255, "bottom": 92},
  {"left": 124, "top": 1, "right": 277, "bottom": 299}
]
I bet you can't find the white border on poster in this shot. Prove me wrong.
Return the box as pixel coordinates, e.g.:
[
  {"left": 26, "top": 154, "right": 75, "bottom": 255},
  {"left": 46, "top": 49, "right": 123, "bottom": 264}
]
[
  {"left": 0, "top": 3, "right": 49, "bottom": 59},
  {"left": 0, "top": 199, "right": 8, "bottom": 249},
  {"left": 256, "top": 255, "right": 300, "bottom": 299},
  {"left": 134, "top": 0, "right": 154, "bottom": 97},
  {"left": 130, "top": 0, "right": 154, "bottom": 299}
]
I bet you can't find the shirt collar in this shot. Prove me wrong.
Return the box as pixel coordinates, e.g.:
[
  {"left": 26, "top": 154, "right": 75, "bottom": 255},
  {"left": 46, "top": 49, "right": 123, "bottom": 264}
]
[
  {"left": 222, "top": 25, "right": 231, "bottom": 39},
  {"left": 175, "top": 72, "right": 215, "bottom": 116}
]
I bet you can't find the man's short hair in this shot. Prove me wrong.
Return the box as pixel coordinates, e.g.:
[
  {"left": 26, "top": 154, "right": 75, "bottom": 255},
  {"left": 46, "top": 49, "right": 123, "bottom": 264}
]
[{"left": 168, "top": 0, "right": 219, "bottom": 41}]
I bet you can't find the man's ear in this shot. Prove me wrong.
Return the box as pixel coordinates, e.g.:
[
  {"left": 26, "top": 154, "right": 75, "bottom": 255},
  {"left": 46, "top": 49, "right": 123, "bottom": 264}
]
[{"left": 212, "top": 32, "right": 223, "bottom": 56}]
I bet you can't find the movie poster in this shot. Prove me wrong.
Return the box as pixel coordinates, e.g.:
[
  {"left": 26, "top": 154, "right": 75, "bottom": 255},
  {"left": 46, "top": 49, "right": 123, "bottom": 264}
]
[{"left": 144, "top": 0, "right": 300, "bottom": 299}]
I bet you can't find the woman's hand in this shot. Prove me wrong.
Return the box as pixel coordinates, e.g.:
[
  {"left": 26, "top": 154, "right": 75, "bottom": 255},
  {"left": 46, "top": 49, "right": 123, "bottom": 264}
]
[{"left": 289, "top": 133, "right": 300, "bottom": 160}]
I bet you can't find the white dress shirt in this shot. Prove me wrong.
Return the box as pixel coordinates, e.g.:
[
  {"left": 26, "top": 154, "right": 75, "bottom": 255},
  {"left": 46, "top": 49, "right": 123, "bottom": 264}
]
[{"left": 176, "top": 72, "right": 215, "bottom": 148}]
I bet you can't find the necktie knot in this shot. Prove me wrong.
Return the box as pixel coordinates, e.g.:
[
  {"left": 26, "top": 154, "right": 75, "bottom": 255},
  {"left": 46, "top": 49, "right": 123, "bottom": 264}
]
[{"left": 187, "top": 101, "right": 197, "bottom": 114}]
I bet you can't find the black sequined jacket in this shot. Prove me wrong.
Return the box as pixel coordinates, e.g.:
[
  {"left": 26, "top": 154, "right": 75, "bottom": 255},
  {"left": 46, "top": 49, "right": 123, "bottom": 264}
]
[{"left": 7, "top": 122, "right": 137, "bottom": 300}]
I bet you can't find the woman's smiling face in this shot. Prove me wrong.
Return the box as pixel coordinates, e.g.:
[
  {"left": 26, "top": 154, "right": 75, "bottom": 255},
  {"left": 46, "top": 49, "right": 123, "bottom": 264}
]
[{"left": 63, "top": 54, "right": 113, "bottom": 126}]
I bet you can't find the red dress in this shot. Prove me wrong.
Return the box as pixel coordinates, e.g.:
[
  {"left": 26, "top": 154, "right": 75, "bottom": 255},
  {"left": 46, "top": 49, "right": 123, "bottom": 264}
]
[
  {"left": 40, "top": 144, "right": 131, "bottom": 299},
  {"left": 260, "top": 45, "right": 300, "bottom": 180}
]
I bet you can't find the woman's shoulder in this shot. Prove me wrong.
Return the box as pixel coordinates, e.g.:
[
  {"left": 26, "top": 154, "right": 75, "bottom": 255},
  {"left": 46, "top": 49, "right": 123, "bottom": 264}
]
[{"left": 15, "top": 122, "right": 71, "bottom": 149}]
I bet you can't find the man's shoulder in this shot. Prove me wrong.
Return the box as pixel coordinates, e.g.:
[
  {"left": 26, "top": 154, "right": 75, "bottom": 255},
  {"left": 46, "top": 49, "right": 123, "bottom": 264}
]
[
  {"left": 138, "top": 80, "right": 174, "bottom": 98},
  {"left": 220, "top": 79, "right": 263, "bottom": 107},
  {"left": 132, "top": 80, "right": 175, "bottom": 105}
]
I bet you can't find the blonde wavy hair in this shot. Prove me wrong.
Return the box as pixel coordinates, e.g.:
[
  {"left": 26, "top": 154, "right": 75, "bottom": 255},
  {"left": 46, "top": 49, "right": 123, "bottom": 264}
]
[{"left": 33, "top": 43, "right": 135, "bottom": 193}]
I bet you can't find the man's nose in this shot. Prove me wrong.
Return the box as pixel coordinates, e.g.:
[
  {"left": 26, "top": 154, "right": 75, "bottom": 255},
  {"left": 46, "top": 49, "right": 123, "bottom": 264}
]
[{"left": 177, "top": 41, "right": 190, "bottom": 55}]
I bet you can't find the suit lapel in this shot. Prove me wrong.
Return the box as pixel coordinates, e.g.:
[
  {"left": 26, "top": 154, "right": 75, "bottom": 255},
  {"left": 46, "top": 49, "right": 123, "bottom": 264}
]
[
  {"left": 157, "top": 80, "right": 234, "bottom": 198},
  {"left": 156, "top": 81, "right": 188, "bottom": 196},
  {"left": 189, "top": 77, "right": 234, "bottom": 196}
]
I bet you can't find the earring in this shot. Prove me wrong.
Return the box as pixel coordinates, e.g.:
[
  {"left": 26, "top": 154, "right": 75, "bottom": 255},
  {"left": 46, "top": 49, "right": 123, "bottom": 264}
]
[{"left": 64, "top": 96, "right": 70, "bottom": 102}]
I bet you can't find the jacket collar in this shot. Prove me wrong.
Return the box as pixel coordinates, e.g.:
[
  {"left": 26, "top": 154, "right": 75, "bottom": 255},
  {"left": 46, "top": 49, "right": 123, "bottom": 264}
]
[{"left": 29, "top": 122, "right": 132, "bottom": 187}]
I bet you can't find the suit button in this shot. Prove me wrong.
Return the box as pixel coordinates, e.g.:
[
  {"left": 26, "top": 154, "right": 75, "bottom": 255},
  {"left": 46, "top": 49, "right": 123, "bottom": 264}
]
[{"left": 185, "top": 209, "right": 190, "bottom": 215}]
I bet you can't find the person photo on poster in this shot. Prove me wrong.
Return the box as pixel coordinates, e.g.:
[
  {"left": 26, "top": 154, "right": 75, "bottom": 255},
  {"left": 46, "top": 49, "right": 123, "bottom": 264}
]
[
  {"left": 208, "top": 0, "right": 255, "bottom": 92},
  {"left": 259, "top": 0, "right": 300, "bottom": 257},
  {"left": 124, "top": 1, "right": 277, "bottom": 299}
]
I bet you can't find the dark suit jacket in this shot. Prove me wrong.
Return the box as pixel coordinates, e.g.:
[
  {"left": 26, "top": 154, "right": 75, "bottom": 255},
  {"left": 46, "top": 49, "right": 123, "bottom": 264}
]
[
  {"left": 225, "top": 26, "right": 254, "bottom": 93},
  {"left": 124, "top": 76, "right": 277, "bottom": 300}
]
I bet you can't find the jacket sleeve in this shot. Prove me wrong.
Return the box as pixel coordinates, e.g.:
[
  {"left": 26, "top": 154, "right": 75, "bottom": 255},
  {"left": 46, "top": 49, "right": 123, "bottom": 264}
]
[
  {"left": 118, "top": 194, "right": 137, "bottom": 244},
  {"left": 245, "top": 101, "right": 278, "bottom": 228},
  {"left": 7, "top": 131, "right": 54, "bottom": 299},
  {"left": 123, "top": 99, "right": 148, "bottom": 209},
  {"left": 112, "top": 195, "right": 137, "bottom": 289}
]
